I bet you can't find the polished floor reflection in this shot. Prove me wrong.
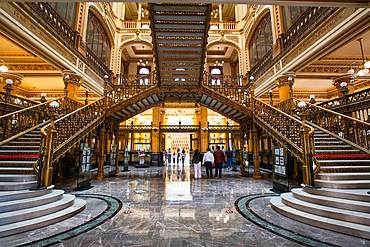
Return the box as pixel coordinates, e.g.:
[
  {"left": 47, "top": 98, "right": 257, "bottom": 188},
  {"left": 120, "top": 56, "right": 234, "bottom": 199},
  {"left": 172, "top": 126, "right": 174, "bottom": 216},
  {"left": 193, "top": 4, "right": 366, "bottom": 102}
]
[{"left": 2, "top": 164, "right": 368, "bottom": 246}]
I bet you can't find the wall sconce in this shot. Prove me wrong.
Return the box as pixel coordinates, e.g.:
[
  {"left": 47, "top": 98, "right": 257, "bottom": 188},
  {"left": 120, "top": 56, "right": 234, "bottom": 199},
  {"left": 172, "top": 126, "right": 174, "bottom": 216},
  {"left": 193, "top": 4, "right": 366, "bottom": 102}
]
[
  {"left": 152, "top": 127, "right": 159, "bottom": 132},
  {"left": 201, "top": 127, "right": 209, "bottom": 132}
]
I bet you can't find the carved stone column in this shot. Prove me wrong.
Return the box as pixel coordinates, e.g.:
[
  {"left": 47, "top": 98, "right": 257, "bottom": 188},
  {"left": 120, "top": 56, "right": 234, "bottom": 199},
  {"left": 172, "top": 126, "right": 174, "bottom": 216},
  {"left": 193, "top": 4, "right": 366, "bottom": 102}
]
[
  {"left": 276, "top": 74, "right": 295, "bottom": 103},
  {"left": 151, "top": 106, "right": 160, "bottom": 153},
  {"left": 230, "top": 63, "right": 237, "bottom": 77},
  {"left": 63, "top": 70, "right": 82, "bottom": 102},
  {"left": 200, "top": 107, "right": 208, "bottom": 153},
  {"left": 194, "top": 109, "right": 200, "bottom": 150}
]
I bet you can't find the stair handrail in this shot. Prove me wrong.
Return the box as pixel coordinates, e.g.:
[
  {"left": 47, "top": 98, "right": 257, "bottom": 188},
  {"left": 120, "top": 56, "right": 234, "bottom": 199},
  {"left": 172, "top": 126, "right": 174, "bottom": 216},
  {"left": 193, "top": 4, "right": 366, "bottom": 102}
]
[
  {"left": 318, "top": 86, "right": 370, "bottom": 110},
  {"left": 304, "top": 100, "right": 370, "bottom": 151},
  {"left": 203, "top": 71, "right": 251, "bottom": 95},
  {"left": 0, "top": 91, "right": 40, "bottom": 110},
  {"left": 202, "top": 71, "right": 314, "bottom": 166},
  {"left": 39, "top": 71, "right": 158, "bottom": 174},
  {"left": 0, "top": 97, "right": 67, "bottom": 142}
]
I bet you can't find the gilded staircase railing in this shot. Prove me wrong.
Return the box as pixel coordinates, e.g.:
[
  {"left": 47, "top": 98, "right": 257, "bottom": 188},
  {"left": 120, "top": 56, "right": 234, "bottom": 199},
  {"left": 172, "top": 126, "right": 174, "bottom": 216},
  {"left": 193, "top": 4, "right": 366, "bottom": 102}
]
[
  {"left": 202, "top": 72, "right": 314, "bottom": 179},
  {"left": 0, "top": 97, "right": 82, "bottom": 143},
  {"left": 38, "top": 71, "right": 158, "bottom": 178},
  {"left": 278, "top": 98, "right": 370, "bottom": 151},
  {"left": 0, "top": 92, "right": 40, "bottom": 114}
]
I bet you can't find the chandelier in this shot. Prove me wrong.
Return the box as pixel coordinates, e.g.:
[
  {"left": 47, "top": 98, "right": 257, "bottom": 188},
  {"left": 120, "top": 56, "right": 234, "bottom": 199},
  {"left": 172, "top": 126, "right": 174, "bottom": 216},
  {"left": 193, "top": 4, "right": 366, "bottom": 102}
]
[
  {"left": 214, "top": 47, "right": 224, "bottom": 67},
  {"left": 347, "top": 38, "right": 370, "bottom": 76},
  {"left": 0, "top": 60, "right": 8, "bottom": 72},
  {"left": 137, "top": 46, "right": 148, "bottom": 67}
]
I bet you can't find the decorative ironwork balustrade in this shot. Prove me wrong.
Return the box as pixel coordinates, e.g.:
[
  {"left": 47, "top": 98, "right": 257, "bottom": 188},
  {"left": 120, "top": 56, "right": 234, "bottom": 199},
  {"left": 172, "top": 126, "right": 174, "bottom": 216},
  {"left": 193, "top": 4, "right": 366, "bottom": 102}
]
[
  {"left": 122, "top": 21, "right": 150, "bottom": 29},
  {"left": 25, "top": 2, "right": 77, "bottom": 46},
  {"left": 277, "top": 98, "right": 370, "bottom": 151},
  {"left": 118, "top": 75, "right": 140, "bottom": 85},
  {"left": 282, "top": 7, "right": 329, "bottom": 49},
  {"left": 86, "top": 47, "right": 112, "bottom": 84},
  {"left": 41, "top": 71, "right": 158, "bottom": 164},
  {"left": 249, "top": 48, "right": 273, "bottom": 81},
  {"left": 202, "top": 71, "right": 313, "bottom": 164},
  {"left": 318, "top": 87, "right": 370, "bottom": 118},
  {"left": 0, "top": 92, "right": 39, "bottom": 114},
  {"left": 0, "top": 97, "right": 82, "bottom": 143},
  {"left": 160, "top": 125, "right": 200, "bottom": 132},
  {"left": 208, "top": 125, "right": 240, "bottom": 131},
  {"left": 120, "top": 125, "right": 152, "bottom": 130},
  {"left": 203, "top": 72, "right": 251, "bottom": 108}
]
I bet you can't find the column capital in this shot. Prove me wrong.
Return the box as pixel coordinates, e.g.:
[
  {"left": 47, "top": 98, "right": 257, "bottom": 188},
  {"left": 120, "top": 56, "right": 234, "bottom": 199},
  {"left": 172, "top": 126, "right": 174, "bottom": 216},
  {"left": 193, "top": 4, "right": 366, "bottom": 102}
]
[
  {"left": 63, "top": 70, "right": 82, "bottom": 88},
  {"left": 276, "top": 73, "right": 295, "bottom": 88}
]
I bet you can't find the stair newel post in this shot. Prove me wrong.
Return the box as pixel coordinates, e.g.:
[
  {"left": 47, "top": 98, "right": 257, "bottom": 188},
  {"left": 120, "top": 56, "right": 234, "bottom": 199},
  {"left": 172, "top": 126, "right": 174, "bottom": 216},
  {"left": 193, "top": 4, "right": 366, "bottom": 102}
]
[
  {"left": 298, "top": 101, "right": 312, "bottom": 186},
  {"left": 97, "top": 75, "right": 109, "bottom": 180},
  {"left": 249, "top": 76, "right": 262, "bottom": 180},
  {"left": 42, "top": 101, "right": 59, "bottom": 187}
]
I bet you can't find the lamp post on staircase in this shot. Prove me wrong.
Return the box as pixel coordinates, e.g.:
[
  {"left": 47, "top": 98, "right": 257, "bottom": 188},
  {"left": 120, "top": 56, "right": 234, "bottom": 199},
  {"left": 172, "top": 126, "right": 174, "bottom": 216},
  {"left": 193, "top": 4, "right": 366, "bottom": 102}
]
[
  {"left": 298, "top": 101, "right": 312, "bottom": 186},
  {"left": 42, "top": 101, "right": 59, "bottom": 187}
]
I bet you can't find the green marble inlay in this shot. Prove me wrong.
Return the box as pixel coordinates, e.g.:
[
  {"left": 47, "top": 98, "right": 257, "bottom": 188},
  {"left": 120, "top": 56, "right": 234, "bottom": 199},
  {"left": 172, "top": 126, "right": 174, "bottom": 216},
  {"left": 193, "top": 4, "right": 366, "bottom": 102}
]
[
  {"left": 235, "top": 193, "right": 338, "bottom": 247},
  {"left": 21, "top": 194, "right": 122, "bottom": 247}
]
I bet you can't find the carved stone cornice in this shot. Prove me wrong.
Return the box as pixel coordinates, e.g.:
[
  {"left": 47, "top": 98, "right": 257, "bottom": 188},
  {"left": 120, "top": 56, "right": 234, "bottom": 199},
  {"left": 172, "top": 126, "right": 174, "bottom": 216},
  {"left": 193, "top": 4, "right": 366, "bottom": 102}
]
[
  {"left": 276, "top": 73, "right": 295, "bottom": 88},
  {"left": 8, "top": 64, "right": 59, "bottom": 71}
]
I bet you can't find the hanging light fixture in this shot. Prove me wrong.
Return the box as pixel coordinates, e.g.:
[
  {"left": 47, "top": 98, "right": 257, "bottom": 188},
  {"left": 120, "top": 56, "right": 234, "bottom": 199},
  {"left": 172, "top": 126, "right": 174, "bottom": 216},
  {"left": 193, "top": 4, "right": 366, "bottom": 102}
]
[
  {"left": 137, "top": 46, "right": 148, "bottom": 67},
  {"left": 214, "top": 47, "right": 224, "bottom": 67},
  {"left": 347, "top": 38, "right": 370, "bottom": 76},
  {"left": 0, "top": 60, "right": 8, "bottom": 73}
]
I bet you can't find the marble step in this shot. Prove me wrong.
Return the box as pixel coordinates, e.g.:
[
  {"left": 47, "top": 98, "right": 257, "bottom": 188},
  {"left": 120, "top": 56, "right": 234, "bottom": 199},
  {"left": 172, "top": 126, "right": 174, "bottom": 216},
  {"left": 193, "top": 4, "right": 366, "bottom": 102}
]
[
  {"left": 0, "top": 189, "right": 64, "bottom": 213},
  {"left": 0, "top": 161, "right": 36, "bottom": 166},
  {"left": 315, "top": 150, "right": 361, "bottom": 152},
  {"left": 317, "top": 172, "right": 370, "bottom": 181},
  {"left": 317, "top": 160, "right": 370, "bottom": 163},
  {"left": 0, "top": 150, "right": 38, "bottom": 153},
  {"left": 0, "top": 146, "right": 39, "bottom": 150},
  {"left": 271, "top": 197, "right": 370, "bottom": 240},
  {"left": 17, "top": 137, "right": 41, "bottom": 141},
  {"left": 315, "top": 141, "right": 343, "bottom": 144},
  {"left": 291, "top": 188, "right": 370, "bottom": 213},
  {"left": 315, "top": 145, "right": 352, "bottom": 148},
  {"left": 0, "top": 181, "right": 37, "bottom": 191},
  {"left": 8, "top": 142, "right": 40, "bottom": 145},
  {"left": 0, "top": 174, "right": 36, "bottom": 182},
  {"left": 314, "top": 134, "right": 331, "bottom": 137},
  {"left": 314, "top": 179, "right": 370, "bottom": 189},
  {"left": 0, "top": 194, "right": 75, "bottom": 226},
  {"left": 0, "top": 167, "right": 34, "bottom": 174},
  {"left": 24, "top": 134, "right": 41, "bottom": 137},
  {"left": 0, "top": 186, "right": 53, "bottom": 202},
  {"left": 281, "top": 192, "right": 370, "bottom": 226},
  {"left": 314, "top": 137, "right": 337, "bottom": 140},
  {"left": 0, "top": 198, "right": 85, "bottom": 238},
  {"left": 302, "top": 187, "right": 370, "bottom": 202}
]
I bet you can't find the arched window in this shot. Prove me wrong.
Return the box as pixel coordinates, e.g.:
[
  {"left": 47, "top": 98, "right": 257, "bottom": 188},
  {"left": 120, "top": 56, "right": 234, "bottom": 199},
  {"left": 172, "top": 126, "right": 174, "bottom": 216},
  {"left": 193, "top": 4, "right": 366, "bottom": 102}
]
[
  {"left": 248, "top": 14, "right": 272, "bottom": 68},
  {"left": 282, "top": 6, "right": 308, "bottom": 32},
  {"left": 49, "top": 2, "right": 77, "bottom": 28},
  {"left": 210, "top": 68, "right": 221, "bottom": 75},
  {"left": 86, "top": 11, "right": 111, "bottom": 67}
]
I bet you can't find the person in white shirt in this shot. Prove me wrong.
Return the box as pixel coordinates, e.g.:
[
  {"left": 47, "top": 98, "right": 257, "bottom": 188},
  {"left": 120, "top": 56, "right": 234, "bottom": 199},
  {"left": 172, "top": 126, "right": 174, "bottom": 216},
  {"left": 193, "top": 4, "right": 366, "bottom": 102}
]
[{"left": 202, "top": 147, "right": 214, "bottom": 178}]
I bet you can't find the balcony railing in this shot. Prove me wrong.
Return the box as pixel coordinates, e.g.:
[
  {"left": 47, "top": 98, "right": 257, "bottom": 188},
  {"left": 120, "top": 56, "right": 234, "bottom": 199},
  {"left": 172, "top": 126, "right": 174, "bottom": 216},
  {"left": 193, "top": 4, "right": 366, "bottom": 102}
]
[
  {"left": 208, "top": 125, "right": 240, "bottom": 131},
  {"left": 282, "top": 7, "right": 329, "bottom": 49},
  {"left": 249, "top": 48, "right": 273, "bottom": 80},
  {"left": 209, "top": 21, "right": 237, "bottom": 30},
  {"left": 122, "top": 21, "right": 150, "bottom": 29},
  {"left": 120, "top": 125, "right": 152, "bottom": 130},
  {"left": 25, "top": 2, "right": 77, "bottom": 46},
  {"left": 86, "top": 47, "right": 111, "bottom": 83}
]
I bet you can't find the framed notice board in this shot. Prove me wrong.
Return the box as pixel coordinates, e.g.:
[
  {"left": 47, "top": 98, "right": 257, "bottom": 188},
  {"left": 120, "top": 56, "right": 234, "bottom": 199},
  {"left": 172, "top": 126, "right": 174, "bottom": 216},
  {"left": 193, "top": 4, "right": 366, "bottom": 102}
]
[{"left": 272, "top": 146, "right": 289, "bottom": 192}]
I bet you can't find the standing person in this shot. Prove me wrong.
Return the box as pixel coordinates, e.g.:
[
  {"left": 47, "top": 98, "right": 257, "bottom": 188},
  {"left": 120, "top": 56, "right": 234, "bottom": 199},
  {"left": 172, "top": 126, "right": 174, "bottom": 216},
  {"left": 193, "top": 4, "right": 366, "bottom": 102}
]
[
  {"left": 211, "top": 146, "right": 215, "bottom": 153},
  {"left": 221, "top": 145, "right": 226, "bottom": 168},
  {"left": 177, "top": 148, "right": 181, "bottom": 164},
  {"left": 213, "top": 146, "right": 225, "bottom": 179},
  {"left": 166, "top": 148, "right": 172, "bottom": 165},
  {"left": 202, "top": 148, "right": 214, "bottom": 179},
  {"left": 192, "top": 149, "right": 202, "bottom": 179},
  {"left": 181, "top": 149, "right": 186, "bottom": 165},
  {"left": 226, "top": 147, "right": 233, "bottom": 170}
]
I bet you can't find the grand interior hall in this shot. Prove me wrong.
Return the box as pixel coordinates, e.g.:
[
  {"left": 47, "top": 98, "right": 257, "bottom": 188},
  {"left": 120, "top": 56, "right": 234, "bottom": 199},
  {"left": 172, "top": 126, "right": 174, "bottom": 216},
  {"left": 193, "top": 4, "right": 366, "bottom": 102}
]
[{"left": 0, "top": 0, "right": 370, "bottom": 246}]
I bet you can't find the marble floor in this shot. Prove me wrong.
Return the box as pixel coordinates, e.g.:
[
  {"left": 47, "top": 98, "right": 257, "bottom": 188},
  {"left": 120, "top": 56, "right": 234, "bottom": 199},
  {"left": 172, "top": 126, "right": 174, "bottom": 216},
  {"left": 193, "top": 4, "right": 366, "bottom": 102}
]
[{"left": 2, "top": 163, "right": 369, "bottom": 247}]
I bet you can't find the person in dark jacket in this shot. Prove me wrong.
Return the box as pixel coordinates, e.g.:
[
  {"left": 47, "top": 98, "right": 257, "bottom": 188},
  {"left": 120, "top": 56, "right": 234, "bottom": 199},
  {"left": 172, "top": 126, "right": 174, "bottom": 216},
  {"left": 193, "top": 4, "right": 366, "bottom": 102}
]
[
  {"left": 192, "top": 149, "right": 202, "bottom": 179},
  {"left": 225, "top": 147, "right": 233, "bottom": 170},
  {"left": 213, "top": 146, "right": 225, "bottom": 178}
]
